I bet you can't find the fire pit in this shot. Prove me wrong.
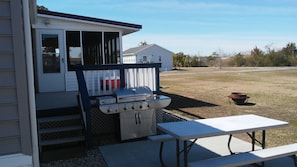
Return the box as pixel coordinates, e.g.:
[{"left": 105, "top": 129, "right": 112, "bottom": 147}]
[{"left": 228, "top": 92, "right": 249, "bottom": 105}]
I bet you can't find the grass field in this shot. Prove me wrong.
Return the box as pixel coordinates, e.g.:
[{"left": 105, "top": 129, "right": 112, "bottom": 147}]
[{"left": 160, "top": 67, "right": 297, "bottom": 147}]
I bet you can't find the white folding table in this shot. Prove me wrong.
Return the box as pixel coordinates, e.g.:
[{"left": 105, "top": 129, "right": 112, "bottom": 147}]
[{"left": 157, "top": 114, "right": 288, "bottom": 167}]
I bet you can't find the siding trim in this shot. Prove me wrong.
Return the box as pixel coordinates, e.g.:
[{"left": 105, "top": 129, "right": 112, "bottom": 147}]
[{"left": 10, "top": 0, "right": 32, "bottom": 154}]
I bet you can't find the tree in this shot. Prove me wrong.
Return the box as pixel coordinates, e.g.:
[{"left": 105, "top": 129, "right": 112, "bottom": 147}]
[
  {"left": 190, "top": 56, "right": 199, "bottom": 67},
  {"left": 183, "top": 56, "right": 191, "bottom": 67},
  {"left": 139, "top": 41, "right": 148, "bottom": 46},
  {"left": 37, "top": 5, "right": 48, "bottom": 10},
  {"left": 232, "top": 53, "right": 246, "bottom": 67},
  {"left": 206, "top": 56, "right": 217, "bottom": 66},
  {"left": 172, "top": 52, "right": 185, "bottom": 69},
  {"left": 247, "top": 47, "right": 265, "bottom": 66},
  {"left": 280, "top": 43, "right": 297, "bottom": 66}
]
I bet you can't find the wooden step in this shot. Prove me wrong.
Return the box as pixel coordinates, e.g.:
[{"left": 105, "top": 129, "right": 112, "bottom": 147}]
[
  {"left": 39, "top": 125, "right": 83, "bottom": 134},
  {"left": 40, "top": 136, "right": 85, "bottom": 146},
  {"left": 38, "top": 114, "right": 81, "bottom": 123},
  {"left": 37, "top": 107, "right": 79, "bottom": 117}
]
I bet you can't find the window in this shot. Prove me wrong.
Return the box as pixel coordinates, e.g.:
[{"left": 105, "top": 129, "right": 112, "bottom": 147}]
[
  {"left": 143, "top": 56, "right": 147, "bottom": 63},
  {"left": 66, "top": 31, "right": 82, "bottom": 71},
  {"left": 42, "top": 34, "right": 60, "bottom": 73}
]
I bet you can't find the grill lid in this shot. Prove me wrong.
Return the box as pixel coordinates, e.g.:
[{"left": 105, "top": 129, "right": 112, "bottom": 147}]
[{"left": 114, "top": 87, "right": 153, "bottom": 103}]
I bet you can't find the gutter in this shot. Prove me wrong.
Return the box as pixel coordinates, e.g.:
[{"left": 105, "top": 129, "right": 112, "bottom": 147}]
[
  {"left": 34, "top": 14, "right": 140, "bottom": 35},
  {"left": 22, "top": 0, "right": 40, "bottom": 166}
]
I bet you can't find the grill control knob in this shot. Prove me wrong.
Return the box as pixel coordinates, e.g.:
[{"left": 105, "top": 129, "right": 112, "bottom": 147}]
[
  {"left": 139, "top": 105, "right": 143, "bottom": 109},
  {"left": 124, "top": 107, "right": 127, "bottom": 110},
  {"left": 108, "top": 107, "right": 112, "bottom": 113},
  {"left": 132, "top": 106, "right": 135, "bottom": 110}
]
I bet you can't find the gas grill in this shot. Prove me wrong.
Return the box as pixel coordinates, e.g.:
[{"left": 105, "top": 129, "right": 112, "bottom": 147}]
[{"left": 97, "top": 87, "right": 171, "bottom": 140}]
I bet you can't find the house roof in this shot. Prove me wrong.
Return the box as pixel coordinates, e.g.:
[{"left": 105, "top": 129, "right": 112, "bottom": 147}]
[
  {"left": 123, "top": 44, "right": 174, "bottom": 55},
  {"left": 37, "top": 10, "right": 142, "bottom": 30},
  {"left": 123, "top": 44, "right": 153, "bottom": 55}
]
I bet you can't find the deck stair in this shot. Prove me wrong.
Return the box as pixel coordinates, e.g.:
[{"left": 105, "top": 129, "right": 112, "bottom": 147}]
[{"left": 37, "top": 107, "right": 86, "bottom": 162}]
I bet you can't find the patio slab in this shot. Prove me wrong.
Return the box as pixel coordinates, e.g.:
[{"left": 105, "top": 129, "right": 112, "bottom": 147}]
[
  {"left": 99, "top": 135, "right": 296, "bottom": 167},
  {"left": 0, "top": 153, "right": 32, "bottom": 167}
]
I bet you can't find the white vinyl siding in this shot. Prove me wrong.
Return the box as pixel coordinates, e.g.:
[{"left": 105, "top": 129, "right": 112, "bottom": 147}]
[
  {"left": 0, "top": 0, "right": 32, "bottom": 156},
  {"left": 123, "top": 55, "right": 137, "bottom": 64},
  {"left": 0, "top": 0, "right": 20, "bottom": 155},
  {"left": 124, "top": 44, "right": 173, "bottom": 71}
]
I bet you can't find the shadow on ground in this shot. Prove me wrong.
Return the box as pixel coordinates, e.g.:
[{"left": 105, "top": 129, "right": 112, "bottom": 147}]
[
  {"left": 160, "top": 91, "right": 218, "bottom": 109},
  {"left": 100, "top": 140, "right": 219, "bottom": 167},
  {"left": 160, "top": 91, "right": 218, "bottom": 118},
  {"left": 235, "top": 102, "right": 256, "bottom": 106}
]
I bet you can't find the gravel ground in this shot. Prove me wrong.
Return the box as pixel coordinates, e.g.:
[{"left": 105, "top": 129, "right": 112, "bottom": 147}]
[
  {"left": 40, "top": 148, "right": 107, "bottom": 167},
  {"left": 40, "top": 111, "right": 184, "bottom": 167}
]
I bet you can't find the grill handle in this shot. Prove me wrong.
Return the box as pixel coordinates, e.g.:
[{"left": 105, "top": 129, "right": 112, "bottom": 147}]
[
  {"left": 134, "top": 113, "right": 141, "bottom": 124},
  {"left": 138, "top": 113, "right": 141, "bottom": 124},
  {"left": 135, "top": 113, "right": 138, "bottom": 124}
]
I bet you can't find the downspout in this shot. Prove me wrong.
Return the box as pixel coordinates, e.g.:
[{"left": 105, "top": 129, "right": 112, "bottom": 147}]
[{"left": 22, "top": 0, "right": 40, "bottom": 166}]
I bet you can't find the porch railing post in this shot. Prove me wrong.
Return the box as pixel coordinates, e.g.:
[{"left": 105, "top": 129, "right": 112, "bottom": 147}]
[
  {"left": 155, "top": 64, "right": 160, "bottom": 93},
  {"left": 119, "top": 65, "right": 125, "bottom": 88}
]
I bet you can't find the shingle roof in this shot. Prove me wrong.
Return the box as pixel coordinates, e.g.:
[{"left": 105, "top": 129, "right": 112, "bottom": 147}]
[
  {"left": 37, "top": 10, "right": 142, "bottom": 29},
  {"left": 123, "top": 44, "right": 153, "bottom": 54},
  {"left": 123, "top": 44, "right": 174, "bottom": 55}
]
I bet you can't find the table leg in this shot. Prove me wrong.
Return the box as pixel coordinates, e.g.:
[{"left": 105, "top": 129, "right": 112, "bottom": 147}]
[
  {"left": 227, "top": 134, "right": 235, "bottom": 154},
  {"left": 159, "top": 142, "right": 166, "bottom": 167},
  {"left": 252, "top": 131, "right": 255, "bottom": 151},
  {"left": 247, "top": 130, "right": 266, "bottom": 151},
  {"left": 176, "top": 139, "right": 180, "bottom": 167},
  {"left": 262, "top": 130, "right": 266, "bottom": 149},
  {"left": 291, "top": 155, "right": 297, "bottom": 167},
  {"left": 260, "top": 130, "right": 266, "bottom": 167},
  {"left": 184, "top": 140, "right": 188, "bottom": 167}
]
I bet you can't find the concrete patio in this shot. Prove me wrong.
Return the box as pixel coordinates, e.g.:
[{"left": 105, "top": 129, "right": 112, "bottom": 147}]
[{"left": 99, "top": 135, "right": 295, "bottom": 167}]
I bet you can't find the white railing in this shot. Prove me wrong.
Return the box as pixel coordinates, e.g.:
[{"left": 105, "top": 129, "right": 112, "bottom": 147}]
[
  {"left": 124, "top": 67, "right": 156, "bottom": 90},
  {"left": 84, "top": 70, "right": 120, "bottom": 96},
  {"left": 77, "top": 63, "right": 161, "bottom": 96}
]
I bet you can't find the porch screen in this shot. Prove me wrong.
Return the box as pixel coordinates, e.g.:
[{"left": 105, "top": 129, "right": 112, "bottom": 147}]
[
  {"left": 66, "top": 31, "right": 82, "bottom": 71},
  {"left": 66, "top": 31, "right": 120, "bottom": 68},
  {"left": 82, "top": 32, "right": 103, "bottom": 65},
  {"left": 104, "top": 32, "right": 120, "bottom": 64}
]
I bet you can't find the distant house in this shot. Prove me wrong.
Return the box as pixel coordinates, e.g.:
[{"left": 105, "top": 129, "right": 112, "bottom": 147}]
[{"left": 123, "top": 44, "right": 173, "bottom": 71}]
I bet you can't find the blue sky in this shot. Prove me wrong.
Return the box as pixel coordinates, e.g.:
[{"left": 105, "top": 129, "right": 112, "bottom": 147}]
[{"left": 37, "top": 0, "right": 297, "bottom": 56}]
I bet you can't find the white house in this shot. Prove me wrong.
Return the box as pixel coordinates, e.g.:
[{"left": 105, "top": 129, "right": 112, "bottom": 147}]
[
  {"left": 123, "top": 44, "right": 173, "bottom": 71},
  {"left": 33, "top": 10, "right": 142, "bottom": 93}
]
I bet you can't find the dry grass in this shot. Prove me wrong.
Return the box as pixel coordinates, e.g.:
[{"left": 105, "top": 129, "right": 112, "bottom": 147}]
[{"left": 160, "top": 67, "right": 297, "bottom": 147}]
